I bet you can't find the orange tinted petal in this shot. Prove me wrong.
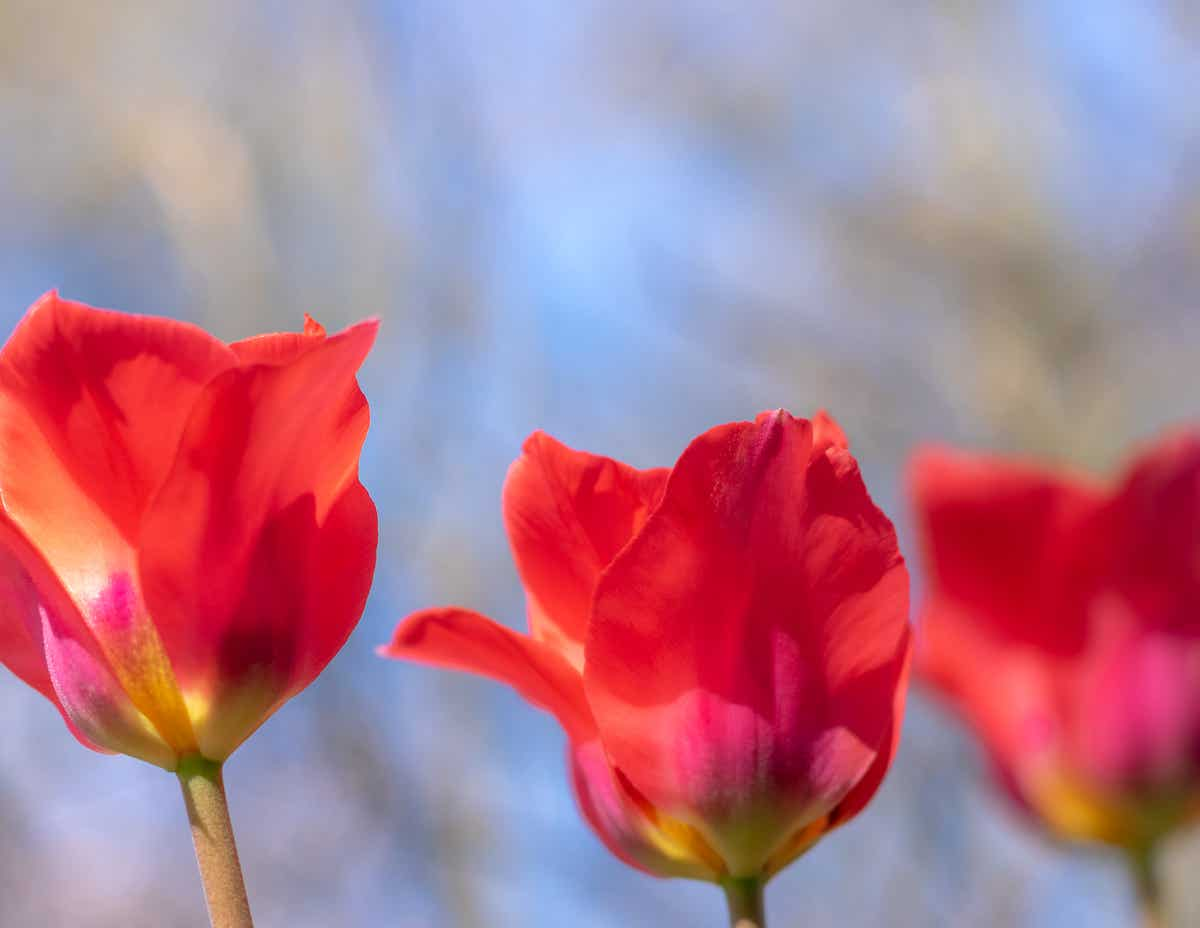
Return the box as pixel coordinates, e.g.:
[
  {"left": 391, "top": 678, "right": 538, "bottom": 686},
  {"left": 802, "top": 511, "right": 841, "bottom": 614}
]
[
  {"left": 0, "top": 509, "right": 175, "bottom": 766},
  {"left": 0, "top": 293, "right": 237, "bottom": 759}
]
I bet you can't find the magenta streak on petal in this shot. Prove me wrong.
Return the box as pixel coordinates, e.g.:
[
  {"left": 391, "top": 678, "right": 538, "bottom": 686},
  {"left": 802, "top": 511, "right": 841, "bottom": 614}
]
[
  {"left": 94, "top": 571, "right": 138, "bottom": 632},
  {"left": 39, "top": 596, "right": 177, "bottom": 768}
]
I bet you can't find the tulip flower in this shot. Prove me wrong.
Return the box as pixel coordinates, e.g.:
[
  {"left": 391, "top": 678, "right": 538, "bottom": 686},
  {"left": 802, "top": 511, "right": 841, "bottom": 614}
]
[
  {"left": 0, "top": 292, "right": 378, "bottom": 928},
  {"left": 384, "top": 410, "right": 911, "bottom": 926},
  {"left": 911, "top": 432, "right": 1200, "bottom": 924}
]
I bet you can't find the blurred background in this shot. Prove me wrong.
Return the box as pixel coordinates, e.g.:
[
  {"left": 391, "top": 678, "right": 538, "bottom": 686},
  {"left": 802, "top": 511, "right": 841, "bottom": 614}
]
[{"left": 0, "top": 2, "right": 1197, "bottom": 925}]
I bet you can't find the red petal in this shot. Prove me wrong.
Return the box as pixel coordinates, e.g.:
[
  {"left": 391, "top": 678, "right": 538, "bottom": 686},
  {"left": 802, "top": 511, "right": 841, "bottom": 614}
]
[
  {"left": 811, "top": 409, "right": 849, "bottom": 452},
  {"left": 912, "top": 436, "right": 1200, "bottom": 833},
  {"left": 381, "top": 607, "right": 593, "bottom": 741},
  {"left": 0, "top": 292, "right": 236, "bottom": 554},
  {"left": 138, "top": 320, "right": 378, "bottom": 759},
  {"left": 0, "top": 293, "right": 237, "bottom": 759},
  {"left": 0, "top": 542, "right": 59, "bottom": 707},
  {"left": 827, "top": 627, "right": 912, "bottom": 827},
  {"left": 918, "top": 595, "right": 1062, "bottom": 779},
  {"left": 502, "top": 431, "right": 668, "bottom": 664},
  {"left": 909, "top": 446, "right": 1105, "bottom": 655},
  {"left": 584, "top": 410, "right": 910, "bottom": 874},
  {"left": 1057, "top": 433, "right": 1200, "bottom": 788},
  {"left": 229, "top": 314, "right": 332, "bottom": 366},
  {"left": 182, "top": 481, "right": 378, "bottom": 760},
  {"left": 910, "top": 447, "right": 1109, "bottom": 770},
  {"left": 1104, "top": 430, "right": 1200, "bottom": 630}
]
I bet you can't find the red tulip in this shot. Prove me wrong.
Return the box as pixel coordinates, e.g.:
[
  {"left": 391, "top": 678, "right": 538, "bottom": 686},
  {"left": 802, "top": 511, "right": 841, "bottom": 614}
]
[
  {"left": 911, "top": 433, "right": 1200, "bottom": 853},
  {"left": 0, "top": 292, "right": 378, "bottom": 769},
  {"left": 384, "top": 410, "right": 911, "bottom": 897}
]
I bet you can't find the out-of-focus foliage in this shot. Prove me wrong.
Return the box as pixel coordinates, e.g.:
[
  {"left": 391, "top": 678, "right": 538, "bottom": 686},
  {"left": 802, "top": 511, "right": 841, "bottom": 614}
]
[{"left": 0, "top": 2, "right": 1197, "bottom": 926}]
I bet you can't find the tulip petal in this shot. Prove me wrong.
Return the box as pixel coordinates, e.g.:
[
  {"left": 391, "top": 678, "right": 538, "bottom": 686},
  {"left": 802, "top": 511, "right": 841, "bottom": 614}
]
[
  {"left": 811, "top": 409, "right": 848, "bottom": 453},
  {"left": 138, "top": 320, "right": 378, "bottom": 757},
  {"left": 826, "top": 627, "right": 912, "bottom": 828},
  {"left": 910, "top": 447, "right": 1109, "bottom": 767},
  {"left": 381, "top": 607, "right": 594, "bottom": 741},
  {"left": 1057, "top": 434, "right": 1200, "bottom": 789},
  {"left": 0, "top": 509, "right": 175, "bottom": 766},
  {"left": 569, "top": 739, "right": 722, "bottom": 880},
  {"left": 0, "top": 542, "right": 59, "bottom": 707},
  {"left": 0, "top": 293, "right": 239, "bottom": 758},
  {"left": 183, "top": 481, "right": 378, "bottom": 760},
  {"left": 912, "top": 436, "right": 1200, "bottom": 848},
  {"left": 1071, "top": 602, "right": 1200, "bottom": 789},
  {"left": 1105, "top": 430, "right": 1200, "bottom": 629},
  {"left": 503, "top": 431, "right": 668, "bottom": 666},
  {"left": 585, "top": 410, "right": 909, "bottom": 874},
  {"left": 0, "top": 292, "right": 236, "bottom": 555},
  {"left": 229, "top": 314, "right": 328, "bottom": 365},
  {"left": 288, "top": 481, "right": 378, "bottom": 694},
  {"left": 920, "top": 596, "right": 1064, "bottom": 781},
  {"left": 909, "top": 447, "right": 1106, "bottom": 655}
]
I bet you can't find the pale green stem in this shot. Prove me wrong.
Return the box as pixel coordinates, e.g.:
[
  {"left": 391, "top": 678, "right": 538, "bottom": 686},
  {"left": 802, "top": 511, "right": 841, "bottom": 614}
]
[
  {"left": 1129, "top": 844, "right": 1164, "bottom": 928},
  {"left": 177, "top": 755, "right": 254, "bottom": 928},
  {"left": 722, "top": 876, "right": 766, "bottom": 928}
]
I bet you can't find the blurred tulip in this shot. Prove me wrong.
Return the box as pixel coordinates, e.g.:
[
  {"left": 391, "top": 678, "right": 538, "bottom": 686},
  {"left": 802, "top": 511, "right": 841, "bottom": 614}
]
[
  {"left": 911, "top": 432, "right": 1200, "bottom": 922},
  {"left": 384, "top": 410, "right": 911, "bottom": 924},
  {"left": 0, "top": 292, "right": 379, "bottom": 927}
]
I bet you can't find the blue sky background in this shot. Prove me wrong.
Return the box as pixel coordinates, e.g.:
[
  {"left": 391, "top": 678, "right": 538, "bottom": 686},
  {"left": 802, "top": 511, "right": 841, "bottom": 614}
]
[{"left": 0, "top": 2, "right": 1198, "bottom": 925}]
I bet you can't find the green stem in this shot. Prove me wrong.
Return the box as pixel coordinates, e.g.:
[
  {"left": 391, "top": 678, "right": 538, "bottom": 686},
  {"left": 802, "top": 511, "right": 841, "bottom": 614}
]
[
  {"left": 722, "top": 876, "right": 766, "bottom": 928},
  {"left": 1128, "top": 844, "right": 1164, "bottom": 928},
  {"left": 177, "top": 755, "right": 254, "bottom": 928}
]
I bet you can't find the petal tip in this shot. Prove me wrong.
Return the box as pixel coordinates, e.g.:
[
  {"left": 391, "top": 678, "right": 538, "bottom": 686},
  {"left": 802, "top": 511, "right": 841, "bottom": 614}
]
[
  {"left": 520, "top": 429, "right": 557, "bottom": 455},
  {"left": 905, "top": 445, "right": 962, "bottom": 494},
  {"left": 302, "top": 314, "right": 327, "bottom": 338},
  {"left": 23, "top": 289, "right": 77, "bottom": 323},
  {"left": 812, "top": 409, "right": 849, "bottom": 451},
  {"left": 378, "top": 614, "right": 419, "bottom": 658},
  {"left": 339, "top": 317, "right": 381, "bottom": 355},
  {"left": 754, "top": 407, "right": 791, "bottom": 428}
]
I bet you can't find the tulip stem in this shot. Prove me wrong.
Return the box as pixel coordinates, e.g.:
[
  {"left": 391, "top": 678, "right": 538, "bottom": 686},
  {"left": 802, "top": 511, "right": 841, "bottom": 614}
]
[
  {"left": 178, "top": 755, "right": 254, "bottom": 928},
  {"left": 1129, "top": 844, "right": 1163, "bottom": 928},
  {"left": 723, "top": 876, "right": 766, "bottom": 928}
]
